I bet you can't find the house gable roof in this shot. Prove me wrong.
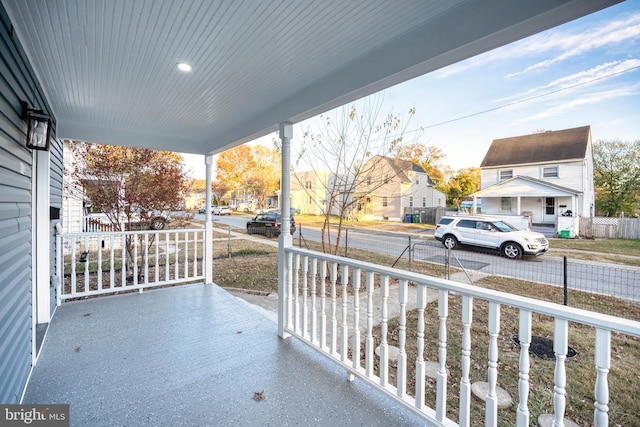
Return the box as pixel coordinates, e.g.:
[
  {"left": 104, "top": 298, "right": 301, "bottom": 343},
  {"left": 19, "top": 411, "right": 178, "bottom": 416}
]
[
  {"left": 480, "top": 126, "right": 591, "bottom": 168},
  {"left": 368, "top": 156, "right": 435, "bottom": 185}
]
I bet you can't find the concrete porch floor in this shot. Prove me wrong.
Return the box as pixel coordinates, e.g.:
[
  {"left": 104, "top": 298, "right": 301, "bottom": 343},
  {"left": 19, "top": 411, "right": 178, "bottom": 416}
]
[{"left": 24, "top": 283, "right": 426, "bottom": 426}]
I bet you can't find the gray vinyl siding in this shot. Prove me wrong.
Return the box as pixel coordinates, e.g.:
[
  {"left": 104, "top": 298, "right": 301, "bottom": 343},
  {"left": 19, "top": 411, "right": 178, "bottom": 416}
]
[{"left": 0, "top": 4, "right": 57, "bottom": 404}]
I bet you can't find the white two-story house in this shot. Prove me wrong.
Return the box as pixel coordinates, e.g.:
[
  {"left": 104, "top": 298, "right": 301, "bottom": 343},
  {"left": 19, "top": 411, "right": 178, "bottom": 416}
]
[
  {"left": 471, "top": 126, "right": 594, "bottom": 236},
  {"left": 356, "top": 156, "right": 445, "bottom": 221}
]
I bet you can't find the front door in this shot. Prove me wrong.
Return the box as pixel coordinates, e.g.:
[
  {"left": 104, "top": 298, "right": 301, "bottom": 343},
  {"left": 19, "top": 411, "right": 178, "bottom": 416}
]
[{"left": 543, "top": 197, "right": 556, "bottom": 223}]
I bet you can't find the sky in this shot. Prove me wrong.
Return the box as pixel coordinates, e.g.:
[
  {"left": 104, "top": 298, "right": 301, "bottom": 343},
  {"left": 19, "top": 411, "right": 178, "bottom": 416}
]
[{"left": 184, "top": 0, "right": 640, "bottom": 178}]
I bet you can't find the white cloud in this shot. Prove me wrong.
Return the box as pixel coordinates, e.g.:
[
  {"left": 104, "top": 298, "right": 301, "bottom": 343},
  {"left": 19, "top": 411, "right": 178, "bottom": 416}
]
[
  {"left": 433, "top": 9, "right": 640, "bottom": 79},
  {"left": 497, "top": 58, "right": 640, "bottom": 104},
  {"left": 516, "top": 84, "right": 640, "bottom": 123}
]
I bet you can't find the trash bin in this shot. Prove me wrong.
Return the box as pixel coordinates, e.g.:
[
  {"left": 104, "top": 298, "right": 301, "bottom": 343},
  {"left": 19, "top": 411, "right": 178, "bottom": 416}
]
[
  {"left": 405, "top": 213, "right": 412, "bottom": 223},
  {"left": 412, "top": 213, "right": 419, "bottom": 223},
  {"left": 559, "top": 229, "right": 570, "bottom": 238}
]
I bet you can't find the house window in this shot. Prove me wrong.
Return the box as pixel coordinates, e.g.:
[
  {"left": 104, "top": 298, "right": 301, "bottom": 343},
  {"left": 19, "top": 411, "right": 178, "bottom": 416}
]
[
  {"left": 305, "top": 180, "right": 312, "bottom": 189},
  {"left": 543, "top": 166, "right": 559, "bottom": 178},
  {"left": 422, "top": 197, "right": 426, "bottom": 207},
  {"left": 383, "top": 174, "right": 389, "bottom": 184},
  {"left": 415, "top": 177, "right": 420, "bottom": 185},
  {"left": 501, "top": 197, "right": 511, "bottom": 211},
  {"left": 382, "top": 197, "right": 388, "bottom": 207},
  {"left": 366, "top": 176, "right": 371, "bottom": 185},
  {"left": 409, "top": 196, "right": 413, "bottom": 207},
  {"left": 306, "top": 196, "right": 313, "bottom": 205},
  {"left": 499, "top": 169, "right": 513, "bottom": 180}
]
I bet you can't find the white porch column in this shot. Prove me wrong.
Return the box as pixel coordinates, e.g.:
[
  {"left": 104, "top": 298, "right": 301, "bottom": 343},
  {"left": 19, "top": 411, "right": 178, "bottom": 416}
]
[
  {"left": 516, "top": 196, "right": 521, "bottom": 215},
  {"left": 278, "top": 122, "right": 293, "bottom": 339},
  {"left": 34, "top": 149, "right": 51, "bottom": 324},
  {"left": 472, "top": 196, "right": 477, "bottom": 215},
  {"left": 204, "top": 155, "right": 213, "bottom": 284}
]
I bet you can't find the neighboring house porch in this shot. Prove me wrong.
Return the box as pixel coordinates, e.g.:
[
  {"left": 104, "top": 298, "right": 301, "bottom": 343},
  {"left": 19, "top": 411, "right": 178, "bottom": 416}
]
[{"left": 471, "top": 176, "right": 582, "bottom": 235}]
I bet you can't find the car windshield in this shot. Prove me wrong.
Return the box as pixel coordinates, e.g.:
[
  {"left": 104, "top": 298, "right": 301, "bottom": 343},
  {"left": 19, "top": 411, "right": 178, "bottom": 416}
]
[{"left": 491, "top": 221, "right": 517, "bottom": 232}]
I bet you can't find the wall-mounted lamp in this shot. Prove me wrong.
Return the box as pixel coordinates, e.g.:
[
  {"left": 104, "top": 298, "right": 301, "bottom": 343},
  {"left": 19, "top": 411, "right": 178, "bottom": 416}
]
[{"left": 21, "top": 101, "right": 52, "bottom": 151}]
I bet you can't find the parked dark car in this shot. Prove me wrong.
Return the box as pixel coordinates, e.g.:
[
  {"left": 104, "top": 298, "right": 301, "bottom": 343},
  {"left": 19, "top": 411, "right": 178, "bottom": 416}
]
[{"left": 246, "top": 211, "right": 296, "bottom": 238}]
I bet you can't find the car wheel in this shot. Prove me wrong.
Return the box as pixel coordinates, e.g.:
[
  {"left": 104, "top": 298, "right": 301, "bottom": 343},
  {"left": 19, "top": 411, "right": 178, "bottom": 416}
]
[
  {"left": 502, "top": 242, "right": 523, "bottom": 259},
  {"left": 247, "top": 226, "right": 252, "bottom": 235},
  {"left": 442, "top": 234, "right": 457, "bottom": 250},
  {"left": 265, "top": 227, "right": 274, "bottom": 238},
  {"left": 150, "top": 218, "right": 166, "bottom": 230}
]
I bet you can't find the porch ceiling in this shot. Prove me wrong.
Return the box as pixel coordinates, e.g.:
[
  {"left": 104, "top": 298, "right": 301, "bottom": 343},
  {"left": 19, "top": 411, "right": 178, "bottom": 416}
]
[{"left": 3, "top": 0, "right": 619, "bottom": 155}]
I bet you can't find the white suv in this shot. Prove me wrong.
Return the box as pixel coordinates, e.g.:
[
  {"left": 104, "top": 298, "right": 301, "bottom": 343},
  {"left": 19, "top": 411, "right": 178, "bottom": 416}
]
[{"left": 434, "top": 215, "right": 549, "bottom": 259}]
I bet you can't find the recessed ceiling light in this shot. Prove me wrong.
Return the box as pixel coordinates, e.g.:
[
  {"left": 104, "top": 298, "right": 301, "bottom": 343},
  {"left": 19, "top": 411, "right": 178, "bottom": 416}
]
[{"left": 177, "top": 63, "right": 192, "bottom": 72}]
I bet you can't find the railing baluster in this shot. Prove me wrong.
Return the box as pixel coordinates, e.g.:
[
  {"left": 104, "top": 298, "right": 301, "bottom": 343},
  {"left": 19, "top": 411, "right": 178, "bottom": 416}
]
[
  {"left": 83, "top": 235, "right": 90, "bottom": 293},
  {"left": 415, "top": 284, "right": 427, "bottom": 409},
  {"left": 459, "top": 295, "right": 473, "bottom": 427},
  {"left": 352, "top": 267, "right": 362, "bottom": 377},
  {"left": 330, "top": 261, "right": 338, "bottom": 356},
  {"left": 397, "top": 279, "right": 408, "bottom": 397},
  {"left": 517, "top": 310, "right": 532, "bottom": 426},
  {"left": 486, "top": 302, "right": 501, "bottom": 425},
  {"left": 379, "top": 274, "right": 390, "bottom": 387},
  {"left": 121, "top": 234, "right": 127, "bottom": 287},
  {"left": 183, "top": 232, "right": 189, "bottom": 279},
  {"left": 174, "top": 232, "right": 179, "bottom": 280},
  {"left": 319, "top": 259, "right": 327, "bottom": 350},
  {"left": 133, "top": 235, "right": 139, "bottom": 290},
  {"left": 365, "top": 271, "right": 375, "bottom": 378},
  {"left": 553, "top": 319, "right": 569, "bottom": 426},
  {"left": 436, "top": 289, "right": 449, "bottom": 422},
  {"left": 310, "top": 257, "right": 318, "bottom": 345},
  {"left": 109, "top": 235, "right": 114, "bottom": 289},
  {"left": 97, "top": 234, "right": 103, "bottom": 290},
  {"left": 293, "top": 254, "right": 300, "bottom": 333},
  {"left": 154, "top": 232, "right": 160, "bottom": 283},
  {"left": 286, "top": 251, "right": 293, "bottom": 330},
  {"left": 341, "top": 264, "right": 349, "bottom": 363},
  {"left": 594, "top": 328, "right": 611, "bottom": 426},
  {"left": 164, "top": 232, "right": 169, "bottom": 281},
  {"left": 193, "top": 231, "right": 198, "bottom": 278},
  {"left": 302, "top": 255, "right": 309, "bottom": 338},
  {"left": 70, "top": 236, "right": 77, "bottom": 296},
  {"left": 144, "top": 233, "right": 149, "bottom": 286}
]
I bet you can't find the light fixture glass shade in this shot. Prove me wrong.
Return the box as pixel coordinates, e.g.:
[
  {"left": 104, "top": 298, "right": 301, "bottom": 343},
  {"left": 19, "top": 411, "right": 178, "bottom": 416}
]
[{"left": 22, "top": 101, "right": 53, "bottom": 151}]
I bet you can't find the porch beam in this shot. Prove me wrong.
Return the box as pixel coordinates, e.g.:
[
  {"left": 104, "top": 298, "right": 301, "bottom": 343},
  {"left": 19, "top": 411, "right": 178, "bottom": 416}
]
[
  {"left": 204, "top": 154, "right": 213, "bottom": 284},
  {"left": 278, "top": 122, "right": 293, "bottom": 338}
]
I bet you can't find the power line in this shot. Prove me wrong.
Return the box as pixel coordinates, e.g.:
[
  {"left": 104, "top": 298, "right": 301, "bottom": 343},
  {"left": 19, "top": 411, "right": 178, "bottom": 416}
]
[{"left": 422, "top": 65, "right": 640, "bottom": 130}]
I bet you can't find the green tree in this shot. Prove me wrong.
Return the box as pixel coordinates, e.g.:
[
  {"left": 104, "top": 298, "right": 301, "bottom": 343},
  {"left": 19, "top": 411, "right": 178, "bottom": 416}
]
[
  {"left": 215, "top": 144, "right": 257, "bottom": 203},
  {"left": 395, "top": 143, "right": 446, "bottom": 185},
  {"left": 593, "top": 138, "right": 640, "bottom": 216},
  {"left": 247, "top": 144, "right": 280, "bottom": 207},
  {"left": 442, "top": 167, "right": 481, "bottom": 208}
]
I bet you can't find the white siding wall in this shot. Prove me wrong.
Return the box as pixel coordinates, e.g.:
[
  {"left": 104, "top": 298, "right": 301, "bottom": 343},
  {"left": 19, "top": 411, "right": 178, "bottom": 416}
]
[{"left": 482, "top": 160, "right": 585, "bottom": 191}]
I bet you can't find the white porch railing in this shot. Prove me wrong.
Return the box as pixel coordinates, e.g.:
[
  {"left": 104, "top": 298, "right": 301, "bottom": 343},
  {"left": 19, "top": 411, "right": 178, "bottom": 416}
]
[
  {"left": 283, "top": 246, "right": 640, "bottom": 427},
  {"left": 56, "top": 228, "right": 205, "bottom": 303}
]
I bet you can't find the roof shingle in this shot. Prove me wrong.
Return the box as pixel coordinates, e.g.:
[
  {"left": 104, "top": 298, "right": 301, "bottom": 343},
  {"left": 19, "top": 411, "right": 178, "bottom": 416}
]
[{"left": 480, "top": 126, "right": 591, "bottom": 168}]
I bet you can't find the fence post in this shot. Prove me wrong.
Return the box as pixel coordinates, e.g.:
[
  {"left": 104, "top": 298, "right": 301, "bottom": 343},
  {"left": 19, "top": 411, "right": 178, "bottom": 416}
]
[
  {"left": 228, "top": 225, "right": 231, "bottom": 258},
  {"left": 344, "top": 228, "right": 348, "bottom": 257},
  {"left": 408, "top": 235, "right": 412, "bottom": 272},
  {"left": 563, "top": 256, "right": 568, "bottom": 305}
]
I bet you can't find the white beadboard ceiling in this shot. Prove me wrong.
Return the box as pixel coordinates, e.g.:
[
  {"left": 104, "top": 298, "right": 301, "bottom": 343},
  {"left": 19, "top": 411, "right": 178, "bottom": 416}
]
[{"left": 3, "top": 0, "right": 620, "bottom": 155}]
